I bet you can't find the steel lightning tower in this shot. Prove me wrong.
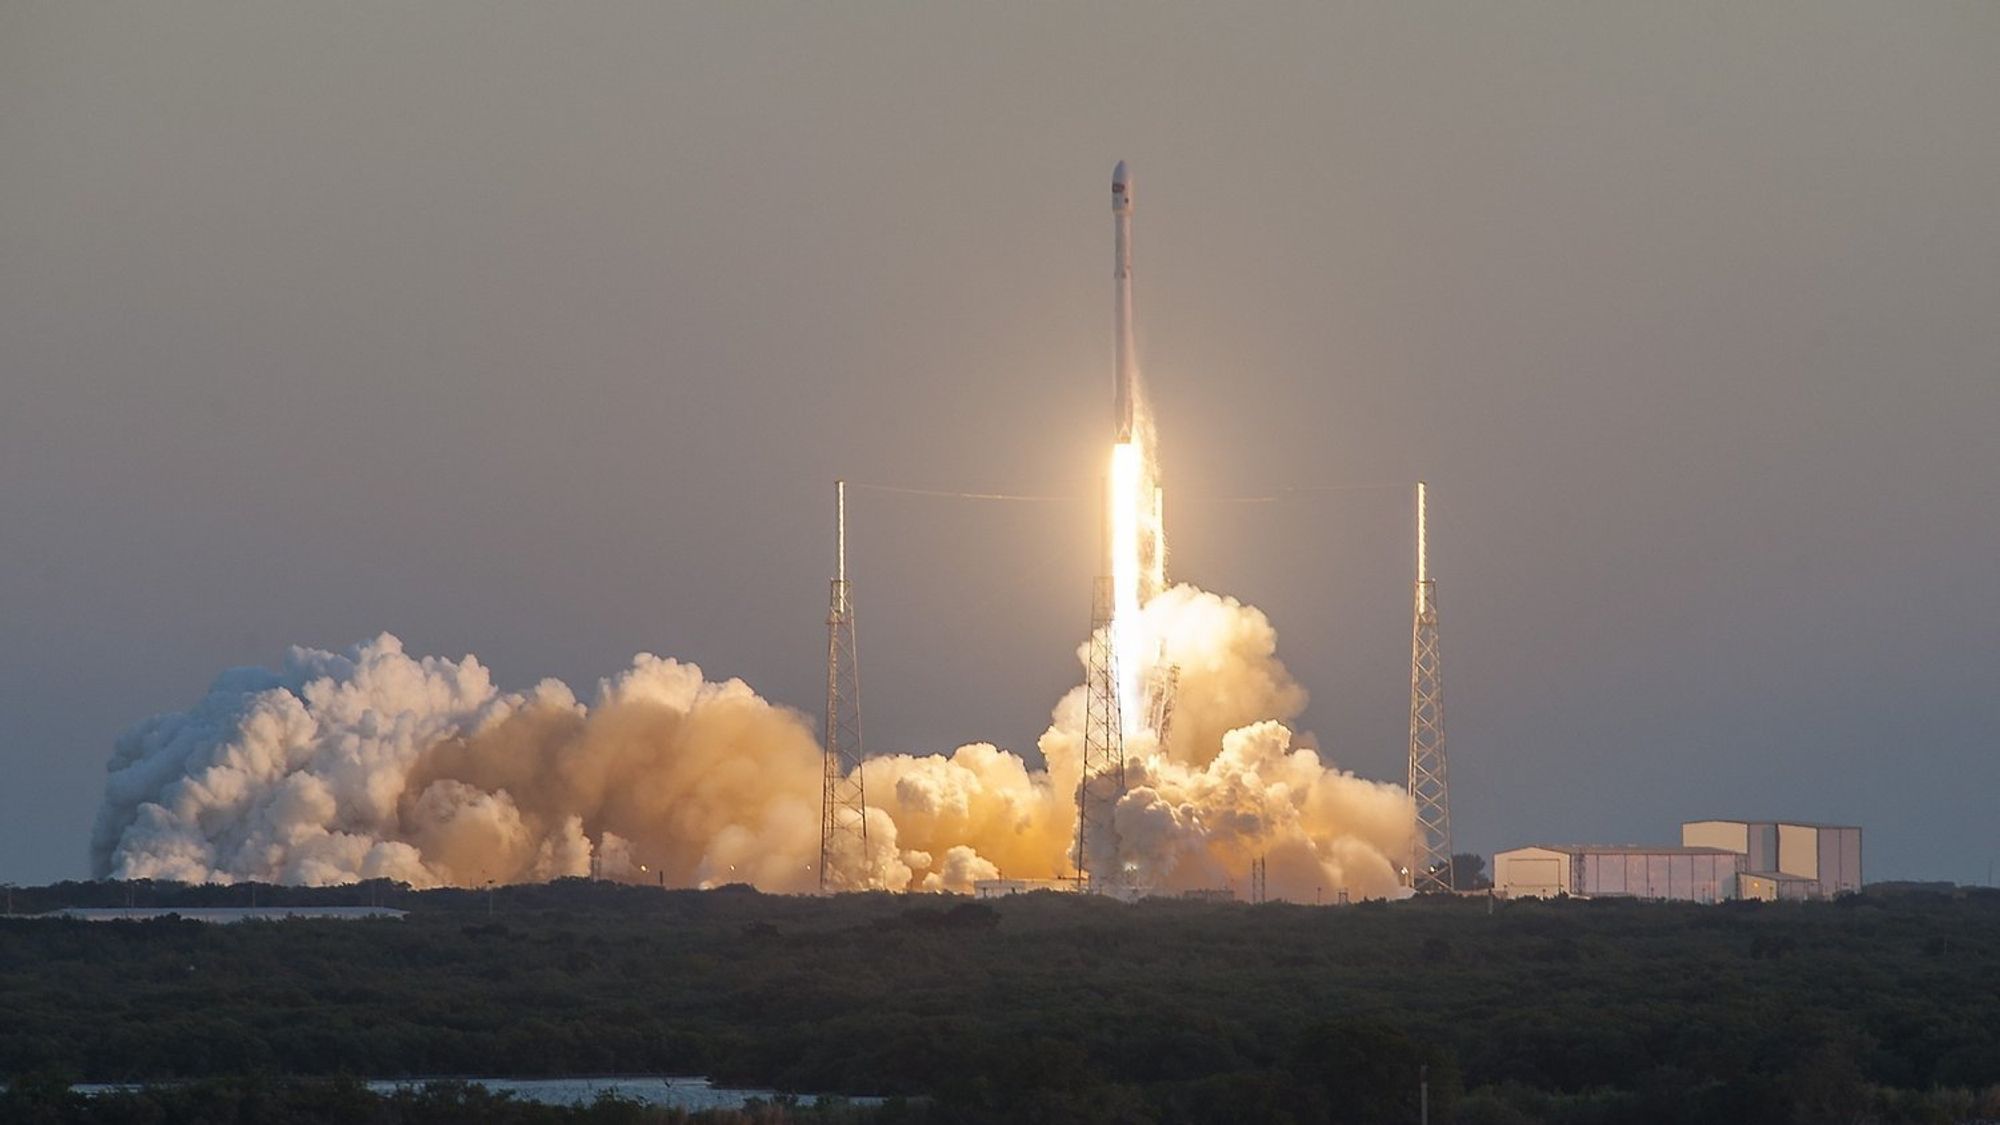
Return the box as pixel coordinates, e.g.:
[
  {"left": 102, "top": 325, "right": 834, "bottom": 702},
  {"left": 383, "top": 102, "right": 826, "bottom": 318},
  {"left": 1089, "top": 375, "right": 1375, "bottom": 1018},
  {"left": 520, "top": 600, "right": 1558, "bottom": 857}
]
[
  {"left": 1074, "top": 574, "right": 1126, "bottom": 891},
  {"left": 820, "top": 480, "right": 868, "bottom": 892},
  {"left": 1407, "top": 481, "right": 1454, "bottom": 894}
]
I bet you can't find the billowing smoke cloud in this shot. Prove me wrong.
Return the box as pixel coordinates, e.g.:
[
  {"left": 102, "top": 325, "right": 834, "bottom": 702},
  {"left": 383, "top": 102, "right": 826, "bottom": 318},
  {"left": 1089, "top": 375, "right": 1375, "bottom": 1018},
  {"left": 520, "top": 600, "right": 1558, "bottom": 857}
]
[{"left": 94, "top": 585, "right": 1415, "bottom": 900}]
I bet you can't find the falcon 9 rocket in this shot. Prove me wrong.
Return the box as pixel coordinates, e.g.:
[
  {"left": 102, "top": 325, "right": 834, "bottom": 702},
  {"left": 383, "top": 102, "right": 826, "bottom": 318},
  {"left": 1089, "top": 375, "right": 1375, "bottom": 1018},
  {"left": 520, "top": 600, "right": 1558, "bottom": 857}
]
[{"left": 1112, "top": 160, "right": 1136, "bottom": 443}]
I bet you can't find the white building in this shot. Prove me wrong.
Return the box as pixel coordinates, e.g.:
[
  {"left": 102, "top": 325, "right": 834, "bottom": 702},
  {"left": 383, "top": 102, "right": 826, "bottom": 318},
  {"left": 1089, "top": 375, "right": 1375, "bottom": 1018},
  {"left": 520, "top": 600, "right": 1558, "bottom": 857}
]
[
  {"left": 1494, "top": 845, "right": 1744, "bottom": 902},
  {"left": 1682, "top": 820, "right": 1862, "bottom": 900}
]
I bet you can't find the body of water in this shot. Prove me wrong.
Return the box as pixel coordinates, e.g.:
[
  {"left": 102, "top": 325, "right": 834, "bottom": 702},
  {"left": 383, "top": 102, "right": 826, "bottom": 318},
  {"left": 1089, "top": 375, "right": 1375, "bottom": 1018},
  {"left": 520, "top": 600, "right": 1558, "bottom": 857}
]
[{"left": 77, "top": 1076, "right": 882, "bottom": 1110}]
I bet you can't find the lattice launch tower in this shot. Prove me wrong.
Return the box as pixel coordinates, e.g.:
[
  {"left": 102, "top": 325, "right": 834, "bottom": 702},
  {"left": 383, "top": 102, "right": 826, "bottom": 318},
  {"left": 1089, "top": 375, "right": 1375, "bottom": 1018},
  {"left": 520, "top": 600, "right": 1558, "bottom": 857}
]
[
  {"left": 820, "top": 481, "right": 868, "bottom": 891},
  {"left": 1074, "top": 575, "right": 1127, "bottom": 891},
  {"left": 1407, "top": 481, "right": 1454, "bottom": 893}
]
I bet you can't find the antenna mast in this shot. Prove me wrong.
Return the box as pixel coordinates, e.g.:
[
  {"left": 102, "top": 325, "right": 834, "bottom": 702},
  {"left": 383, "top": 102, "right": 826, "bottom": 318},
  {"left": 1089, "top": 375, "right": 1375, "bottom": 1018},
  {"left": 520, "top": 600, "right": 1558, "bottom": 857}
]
[
  {"left": 820, "top": 480, "right": 869, "bottom": 891},
  {"left": 1408, "top": 481, "right": 1455, "bottom": 894}
]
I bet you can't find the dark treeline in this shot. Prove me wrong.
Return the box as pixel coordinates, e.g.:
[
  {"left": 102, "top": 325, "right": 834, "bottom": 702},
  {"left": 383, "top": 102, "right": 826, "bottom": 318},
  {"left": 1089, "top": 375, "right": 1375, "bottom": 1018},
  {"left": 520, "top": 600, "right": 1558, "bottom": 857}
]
[{"left": 5, "top": 880, "right": 2000, "bottom": 1123}]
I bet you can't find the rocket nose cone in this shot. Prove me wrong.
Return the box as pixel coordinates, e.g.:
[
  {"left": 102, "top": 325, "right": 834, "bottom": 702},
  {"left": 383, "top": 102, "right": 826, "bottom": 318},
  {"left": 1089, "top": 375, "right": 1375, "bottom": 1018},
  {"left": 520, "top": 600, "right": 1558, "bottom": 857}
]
[{"left": 1112, "top": 160, "right": 1128, "bottom": 189}]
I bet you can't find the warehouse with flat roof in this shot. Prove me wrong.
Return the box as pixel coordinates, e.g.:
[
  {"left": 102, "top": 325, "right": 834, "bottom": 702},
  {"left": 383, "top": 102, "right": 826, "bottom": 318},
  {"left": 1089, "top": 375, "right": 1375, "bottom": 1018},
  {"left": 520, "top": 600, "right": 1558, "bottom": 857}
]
[
  {"left": 1494, "top": 844, "right": 1744, "bottom": 902},
  {"left": 1494, "top": 818, "right": 1863, "bottom": 903},
  {"left": 1682, "top": 819, "right": 1862, "bottom": 900}
]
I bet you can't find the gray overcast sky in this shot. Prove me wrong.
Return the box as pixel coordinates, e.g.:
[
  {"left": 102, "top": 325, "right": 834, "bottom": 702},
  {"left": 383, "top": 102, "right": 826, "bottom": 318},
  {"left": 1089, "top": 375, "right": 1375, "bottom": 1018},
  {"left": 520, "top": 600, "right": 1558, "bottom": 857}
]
[{"left": 3, "top": 3, "right": 1996, "bottom": 885}]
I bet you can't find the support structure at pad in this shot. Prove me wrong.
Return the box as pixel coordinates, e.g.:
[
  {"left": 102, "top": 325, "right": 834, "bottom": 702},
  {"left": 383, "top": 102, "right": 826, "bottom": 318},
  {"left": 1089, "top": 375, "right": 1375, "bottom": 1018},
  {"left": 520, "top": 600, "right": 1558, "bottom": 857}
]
[
  {"left": 1146, "top": 659, "right": 1181, "bottom": 752},
  {"left": 1408, "top": 481, "right": 1454, "bottom": 894},
  {"left": 1074, "top": 576, "right": 1126, "bottom": 892},
  {"left": 820, "top": 481, "right": 869, "bottom": 891}
]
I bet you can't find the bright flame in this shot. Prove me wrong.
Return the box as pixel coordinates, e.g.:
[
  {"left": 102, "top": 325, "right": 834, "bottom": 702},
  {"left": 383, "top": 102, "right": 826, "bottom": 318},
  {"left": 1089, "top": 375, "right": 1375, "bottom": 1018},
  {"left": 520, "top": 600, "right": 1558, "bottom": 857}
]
[{"left": 1110, "top": 441, "right": 1147, "bottom": 729}]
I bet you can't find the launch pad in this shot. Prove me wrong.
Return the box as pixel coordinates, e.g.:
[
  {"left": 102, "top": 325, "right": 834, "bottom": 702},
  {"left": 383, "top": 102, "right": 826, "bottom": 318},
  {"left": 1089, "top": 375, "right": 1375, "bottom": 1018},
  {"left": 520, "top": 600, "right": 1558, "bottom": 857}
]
[{"left": 814, "top": 162, "right": 1453, "bottom": 900}]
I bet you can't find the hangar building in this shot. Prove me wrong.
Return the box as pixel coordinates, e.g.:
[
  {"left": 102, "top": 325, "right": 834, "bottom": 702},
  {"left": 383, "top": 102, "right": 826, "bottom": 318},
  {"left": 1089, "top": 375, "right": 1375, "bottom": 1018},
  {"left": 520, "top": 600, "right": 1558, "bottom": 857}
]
[
  {"left": 1494, "top": 820, "right": 1863, "bottom": 902},
  {"left": 1681, "top": 819, "right": 1862, "bottom": 900},
  {"left": 1493, "top": 844, "right": 1744, "bottom": 902}
]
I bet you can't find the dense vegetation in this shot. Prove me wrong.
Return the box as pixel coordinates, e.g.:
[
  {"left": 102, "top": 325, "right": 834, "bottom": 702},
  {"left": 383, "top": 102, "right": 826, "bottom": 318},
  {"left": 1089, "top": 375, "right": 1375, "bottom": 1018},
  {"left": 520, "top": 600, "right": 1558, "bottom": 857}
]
[{"left": 4, "top": 879, "right": 1999, "bottom": 1123}]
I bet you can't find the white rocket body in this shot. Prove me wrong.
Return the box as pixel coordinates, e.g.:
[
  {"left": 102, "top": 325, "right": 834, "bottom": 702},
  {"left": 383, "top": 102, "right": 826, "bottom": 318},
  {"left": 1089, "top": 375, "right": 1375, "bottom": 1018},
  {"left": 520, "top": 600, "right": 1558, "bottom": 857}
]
[{"left": 1112, "top": 160, "right": 1136, "bottom": 443}]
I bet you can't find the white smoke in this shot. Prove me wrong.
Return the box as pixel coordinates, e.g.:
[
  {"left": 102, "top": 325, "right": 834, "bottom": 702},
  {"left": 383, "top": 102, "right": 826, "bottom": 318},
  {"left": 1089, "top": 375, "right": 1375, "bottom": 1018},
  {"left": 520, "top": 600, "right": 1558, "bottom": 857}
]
[
  {"left": 93, "top": 640, "right": 826, "bottom": 891},
  {"left": 94, "top": 586, "right": 1416, "bottom": 900}
]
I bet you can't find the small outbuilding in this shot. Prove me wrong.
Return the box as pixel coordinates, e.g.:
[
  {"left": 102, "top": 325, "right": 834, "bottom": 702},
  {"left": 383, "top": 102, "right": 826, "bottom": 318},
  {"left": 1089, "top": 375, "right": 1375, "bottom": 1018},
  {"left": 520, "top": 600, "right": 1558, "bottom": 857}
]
[{"left": 1736, "top": 870, "right": 1819, "bottom": 902}]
